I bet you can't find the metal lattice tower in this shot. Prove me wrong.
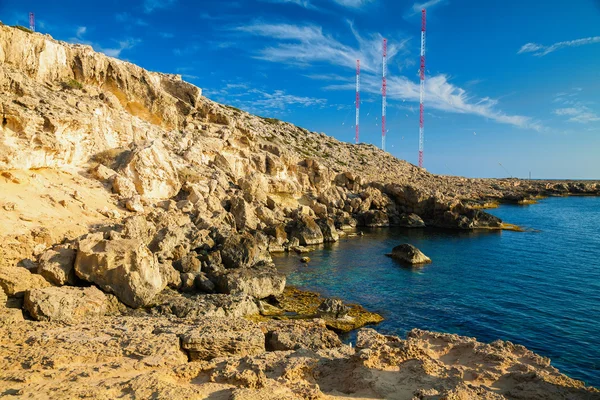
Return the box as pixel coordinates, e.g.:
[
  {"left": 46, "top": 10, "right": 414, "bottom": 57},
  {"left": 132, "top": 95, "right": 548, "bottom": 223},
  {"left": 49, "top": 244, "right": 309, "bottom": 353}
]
[
  {"left": 419, "top": 9, "right": 426, "bottom": 168},
  {"left": 355, "top": 59, "right": 360, "bottom": 144},
  {"left": 382, "top": 39, "right": 387, "bottom": 151},
  {"left": 29, "top": 12, "right": 35, "bottom": 32}
]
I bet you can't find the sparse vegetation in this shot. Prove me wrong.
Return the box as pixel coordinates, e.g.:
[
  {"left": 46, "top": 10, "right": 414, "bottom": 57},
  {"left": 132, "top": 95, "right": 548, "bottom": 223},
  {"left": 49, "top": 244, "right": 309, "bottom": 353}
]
[
  {"left": 62, "top": 79, "right": 84, "bottom": 90},
  {"left": 15, "top": 25, "right": 33, "bottom": 34},
  {"left": 91, "top": 148, "right": 131, "bottom": 170},
  {"left": 259, "top": 116, "right": 281, "bottom": 125}
]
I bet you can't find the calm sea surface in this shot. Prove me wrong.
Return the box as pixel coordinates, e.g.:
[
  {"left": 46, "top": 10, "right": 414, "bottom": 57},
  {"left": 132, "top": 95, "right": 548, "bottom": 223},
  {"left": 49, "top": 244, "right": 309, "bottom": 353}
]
[{"left": 273, "top": 196, "right": 600, "bottom": 387}]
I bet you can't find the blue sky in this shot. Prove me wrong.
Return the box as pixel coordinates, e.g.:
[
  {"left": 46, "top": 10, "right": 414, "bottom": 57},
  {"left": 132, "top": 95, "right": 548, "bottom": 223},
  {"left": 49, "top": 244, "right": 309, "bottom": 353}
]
[{"left": 2, "top": 0, "right": 600, "bottom": 178}]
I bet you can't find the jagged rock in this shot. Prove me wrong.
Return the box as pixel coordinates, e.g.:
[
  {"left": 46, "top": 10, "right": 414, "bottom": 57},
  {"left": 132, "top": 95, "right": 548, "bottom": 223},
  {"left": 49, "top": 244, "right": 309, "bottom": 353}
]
[
  {"left": 92, "top": 164, "right": 117, "bottom": 181},
  {"left": 118, "top": 141, "right": 181, "bottom": 199},
  {"left": 179, "top": 272, "right": 197, "bottom": 292},
  {"left": 300, "top": 257, "right": 310, "bottom": 263},
  {"left": 317, "top": 298, "right": 350, "bottom": 319},
  {"left": 289, "top": 215, "right": 324, "bottom": 245},
  {"left": 216, "top": 265, "right": 285, "bottom": 299},
  {"left": 388, "top": 243, "right": 432, "bottom": 265},
  {"left": 194, "top": 272, "right": 215, "bottom": 293},
  {"left": 74, "top": 234, "right": 163, "bottom": 308},
  {"left": 175, "top": 253, "right": 201, "bottom": 273},
  {"left": 318, "top": 218, "right": 339, "bottom": 242},
  {"left": 24, "top": 286, "right": 107, "bottom": 323},
  {"left": 37, "top": 246, "right": 76, "bottom": 286},
  {"left": 230, "top": 195, "right": 259, "bottom": 231},
  {"left": 0, "top": 266, "right": 50, "bottom": 298},
  {"left": 398, "top": 213, "right": 426, "bottom": 228},
  {"left": 151, "top": 290, "right": 259, "bottom": 318},
  {"left": 263, "top": 319, "right": 342, "bottom": 351},
  {"left": 360, "top": 209, "right": 389, "bottom": 227},
  {"left": 125, "top": 195, "right": 144, "bottom": 213},
  {"left": 180, "top": 317, "right": 265, "bottom": 361},
  {"left": 112, "top": 174, "right": 138, "bottom": 198},
  {"left": 220, "top": 232, "right": 270, "bottom": 269}
]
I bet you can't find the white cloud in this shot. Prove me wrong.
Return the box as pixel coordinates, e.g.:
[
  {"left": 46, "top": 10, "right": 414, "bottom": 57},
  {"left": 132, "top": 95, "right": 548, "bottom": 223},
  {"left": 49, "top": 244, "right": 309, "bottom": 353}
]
[
  {"left": 554, "top": 107, "right": 600, "bottom": 124},
  {"left": 101, "top": 38, "right": 142, "bottom": 57},
  {"left": 263, "top": 0, "right": 317, "bottom": 9},
  {"left": 206, "top": 85, "right": 326, "bottom": 115},
  {"left": 325, "top": 73, "right": 542, "bottom": 130},
  {"left": 331, "top": 0, "right": 375, "bottom": 8},
  {"left": 518, "top": 36, "right": 600, "bottom": 56},
  {"left": 410, "top": 0, "right": 446, "bottom": 15},
  {"left": 143, "top": 0, "right": 177, "bottom": 13},
  {"left": 237, "top": 21, "right": 405, "bottom": 73},
  {"left": 235, "top": 21, "right": 539, "bottom": 130},
  {"left": 75, "top": 26, "right": 87, "bottom": 38}
]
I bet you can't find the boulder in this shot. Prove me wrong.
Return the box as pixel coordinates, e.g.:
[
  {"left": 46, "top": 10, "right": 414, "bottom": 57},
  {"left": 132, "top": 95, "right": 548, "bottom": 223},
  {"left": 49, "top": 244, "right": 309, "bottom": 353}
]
[
  {"left": 318, "top": 218, "right": 339, "bottom": 242},
  {"left": 112, "top": 174, "right": 138, "bottom": 198},
  {"left": 264, "top": 319, "right": 342, "bottom": 351},
  {"left": 230, "top": 196, "right": 259, "bottom": 231},
  {"left": 359, "top": 210, "right": 389, "bottom": 227},
  {"left": 74, "top": 234, "right": 163, "bottom": 308},
  {"left": 0, "top": 266, "right": 50, "bottom": 298},
  {"left": 180, "top": 317, "right": 265, "bottom": 361},
  {"left": 220, "top": 232, "right": 270, "bottom": 269},
  {"left": 119, "top": 141, "right": 181, "bottom": 199},
  {"left": 217, "top": 265, "right": 285, "bottom": 299},
  {"left": 398, "top": 213, "right": 426, "bottom": 228},
  {"left": 37, "top": 246, "right": 76, "bottom": 286},
  {"left": 24, "top": 286, "right": 107, "bottom": 323},
  {"left": 194, "top": 272, "right": 215, "bottom": 293},
  {"left": 317, "top": 298, "right": 350, "bottom": 319},
  {"left": 175, "top": 253, "right": 201, "bottom": 273},
  {"left": 125, "top": 195, "right": 144, "bottom": 213},
  {"left": 289, "top": 215, "right": 324, "bottom": 246},
  {"left": 151, "top": 290, "right": 259, "bottom": 319},
  {"left": 388, "top": 244, "right": 431, "bottom": 265}
]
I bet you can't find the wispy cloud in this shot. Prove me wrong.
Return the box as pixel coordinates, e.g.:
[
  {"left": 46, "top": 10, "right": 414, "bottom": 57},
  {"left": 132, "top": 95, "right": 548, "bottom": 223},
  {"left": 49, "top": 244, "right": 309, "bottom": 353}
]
[
  {"left": 331, "top": 0, "right": 375, "bottom": 8},
  {"left": 116, "top": 12, "right": 148, "bottom": 26},
  {"left": 325, "top": 74, "right": 542, "bottom": 130},
  {"left": 69, "top": 27, "right": 140, "bottom": 58},
  {"left": 262, "top": 0, "right": 318, "bottom": 10},
  {"left": 552, "top": 89, "right": 598, "bottom": 123},
  {"left": 143, "top": 0, "right": 177, "bottom": 13},
  {"left": 236, "top": 21, "right": 405, "bottom": 73},
  {"left": 518, "top": 36, "right": 600, "bottom": 56},
  {"left": 233, "top": 21, "right": 539, "bottom": 130},
  {"left": 554, "top": 107, "right": 600, "bottom": 123},
  {"left": 206, "top": 84, "right": 326, "bottom": 115},
  {"left": 409, "top": 0, "right": 447, "bottom": 15}
]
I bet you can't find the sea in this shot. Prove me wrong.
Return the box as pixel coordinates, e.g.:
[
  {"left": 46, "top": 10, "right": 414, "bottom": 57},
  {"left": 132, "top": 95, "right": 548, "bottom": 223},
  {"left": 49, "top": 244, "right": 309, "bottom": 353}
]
[{"left": 273, "top": 196, "right": 600, "bottom": 387}]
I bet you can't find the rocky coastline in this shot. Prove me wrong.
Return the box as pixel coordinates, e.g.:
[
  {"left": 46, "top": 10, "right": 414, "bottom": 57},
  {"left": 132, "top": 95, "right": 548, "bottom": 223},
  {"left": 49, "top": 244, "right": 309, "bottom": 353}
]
[{"left": 1, "top": 25, "right": 599, "bottom": 398}]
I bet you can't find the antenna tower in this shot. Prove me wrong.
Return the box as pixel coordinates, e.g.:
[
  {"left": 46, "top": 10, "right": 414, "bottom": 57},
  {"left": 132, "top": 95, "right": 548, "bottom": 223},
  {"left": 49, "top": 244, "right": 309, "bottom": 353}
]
[
  {"left": 29, "top": 12, "right": 35, "bottom": 32},
  {"left": 419, "top": 9, "right": 426, "bottom": 168},
  {"left": 382, "top": 39, "right": 387, "bottom": 151},
  {"left": 355, "top": 59, "right": 360, "bottom": 144}
]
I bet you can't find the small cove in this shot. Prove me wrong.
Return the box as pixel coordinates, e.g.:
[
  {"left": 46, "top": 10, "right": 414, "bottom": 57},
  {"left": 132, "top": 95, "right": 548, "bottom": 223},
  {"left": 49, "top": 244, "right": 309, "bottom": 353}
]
[{"left": 273, "top": 196, "right": 600, "bottom": 387}]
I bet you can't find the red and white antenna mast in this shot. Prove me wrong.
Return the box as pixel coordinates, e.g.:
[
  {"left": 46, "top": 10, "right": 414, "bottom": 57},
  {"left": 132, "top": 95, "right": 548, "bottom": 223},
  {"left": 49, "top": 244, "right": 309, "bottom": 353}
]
[
  {"left": 418, "top": 9, "right": 426, "bottom": 168},
  {"left": 29, "top": 12, "right": 35, "bottom": 32},
  {"left": 355, "top": 59, "right": 360, "bottom": 144},
  {"left": 382, "top": 39, "right": 387, "bottom": 151}
]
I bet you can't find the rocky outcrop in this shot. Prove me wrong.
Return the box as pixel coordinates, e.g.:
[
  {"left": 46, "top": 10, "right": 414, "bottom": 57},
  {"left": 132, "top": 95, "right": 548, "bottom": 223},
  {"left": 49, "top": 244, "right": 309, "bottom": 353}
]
[
  {"left": 220, "top": 232, "right": 270, "bottom": 269},
  {"left": 388, "top": 243, "right": 432, "bottom": 265},
  {"left": 216, "top": 265, "right": 285, "bottom": 299},
  {"left": 37, "top": 246, "right": 76, "bottom": 286},
  {"left": 398, "top": 213, "right": 426, "bottom": 228},
  {"left": 0, "top": 266, "right": 50, "bottom": 297},
  {"left": 180, "top": 317, "right": 265, "bottom": 361},
  {"left": 24, "top": 286, "right": 107, "bottom": 323},
  {"left": 150, "top": 290, "right": 260, "bottom": 318},
  {"left": 263, "top": 319, "right": 342, "bottom": 351},
  {"left": 288, "top": 215, "right": 324, "bottom": 245},
  {"left": 74, "top": 234, "right": 163, "bottom": 307}
]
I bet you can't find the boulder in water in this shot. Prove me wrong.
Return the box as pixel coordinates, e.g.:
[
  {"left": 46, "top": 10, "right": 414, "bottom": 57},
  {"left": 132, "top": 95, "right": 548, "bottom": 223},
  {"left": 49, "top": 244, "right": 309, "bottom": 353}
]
[{"left": 388, "top": 244, "right": 431, "bottom": 265}]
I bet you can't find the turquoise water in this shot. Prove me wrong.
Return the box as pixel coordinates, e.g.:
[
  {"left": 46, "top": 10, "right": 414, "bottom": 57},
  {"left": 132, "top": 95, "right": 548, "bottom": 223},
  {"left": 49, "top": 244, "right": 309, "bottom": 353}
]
[{"left": 273, "top": 196, "right": 600, "bottom": 387}]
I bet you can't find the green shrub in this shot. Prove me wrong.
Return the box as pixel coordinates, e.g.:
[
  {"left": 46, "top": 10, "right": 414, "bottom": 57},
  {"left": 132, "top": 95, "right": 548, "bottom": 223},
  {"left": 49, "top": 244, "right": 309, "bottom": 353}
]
[
  {"left": 15, "top": 25, "right": 33, "bottom": 33},
  {"left": 62, "top": 79, "right": 83, "bottom": 90},
  {"left": 91, "top": 148, "right": 131, "bottom": 170}
]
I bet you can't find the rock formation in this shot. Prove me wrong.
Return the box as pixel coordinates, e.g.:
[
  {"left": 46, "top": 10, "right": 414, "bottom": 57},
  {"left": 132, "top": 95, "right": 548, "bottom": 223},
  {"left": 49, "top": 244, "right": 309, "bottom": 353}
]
[
  {"left": 0, "top": 25, "right": 598, "bottom": 398},
  {"left": 388, "top": 243, "right": 432, "bottom": 265}
]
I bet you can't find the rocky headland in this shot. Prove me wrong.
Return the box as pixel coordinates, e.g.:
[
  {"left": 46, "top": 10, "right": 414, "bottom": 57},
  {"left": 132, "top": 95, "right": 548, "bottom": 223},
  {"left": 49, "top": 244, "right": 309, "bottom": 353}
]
[{"left": 0, "top": 25, "right": 598, "bottom": 399}]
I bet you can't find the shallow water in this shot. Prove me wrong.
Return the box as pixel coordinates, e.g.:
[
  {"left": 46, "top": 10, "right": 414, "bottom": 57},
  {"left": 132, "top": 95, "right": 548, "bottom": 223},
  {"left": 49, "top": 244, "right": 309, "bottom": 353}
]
[{"left": 273, "top": 196, "right": 600, "bottom": 387}]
